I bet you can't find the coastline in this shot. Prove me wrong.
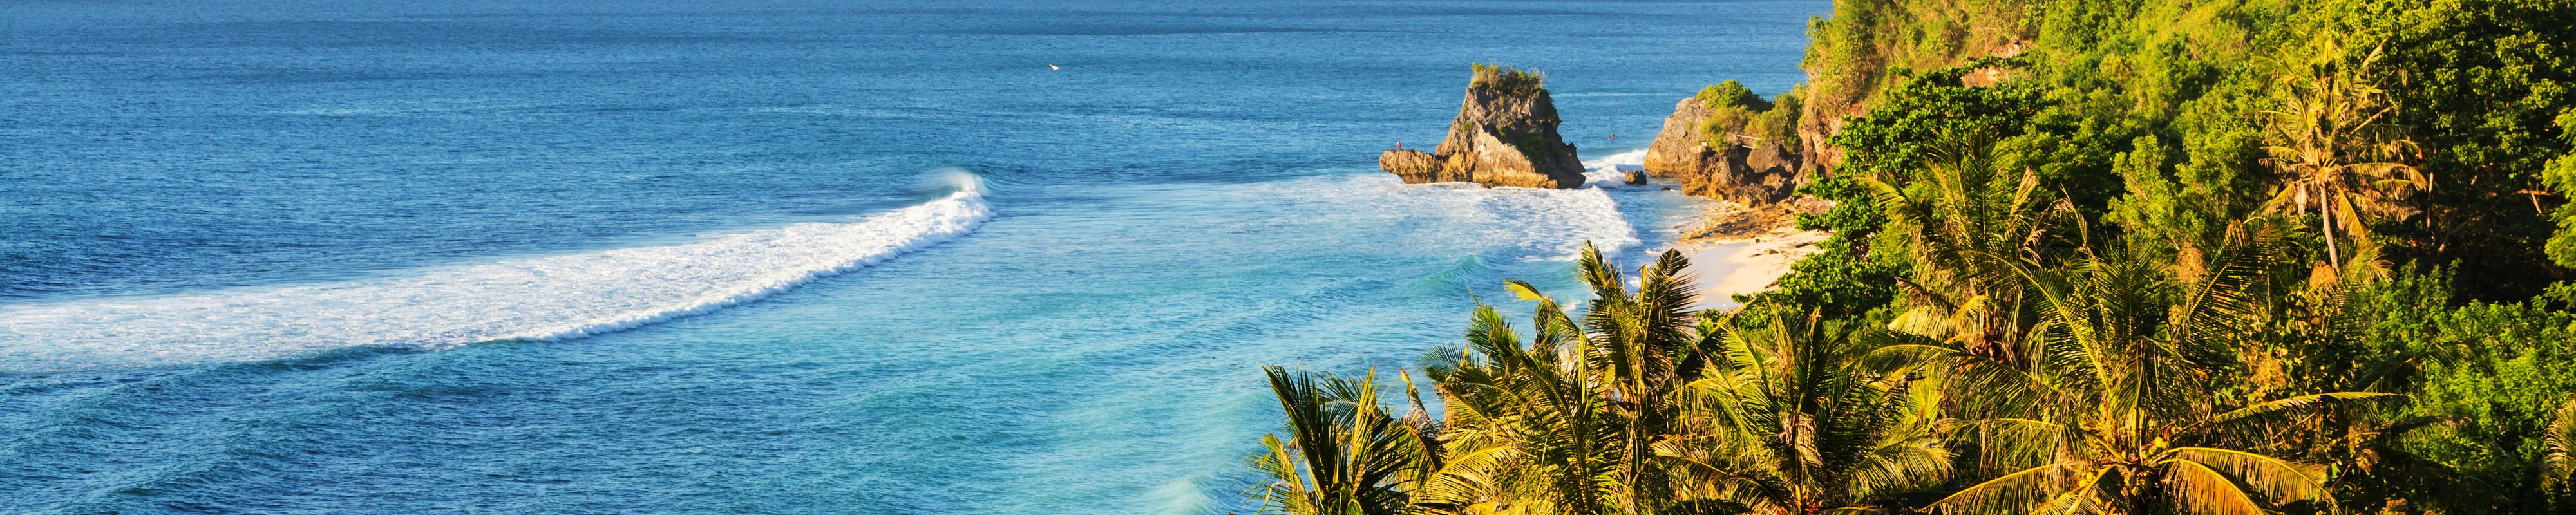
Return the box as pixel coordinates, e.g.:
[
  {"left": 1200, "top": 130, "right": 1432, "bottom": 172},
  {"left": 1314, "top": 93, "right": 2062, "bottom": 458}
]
[{"left": 1665, "top": 198, "right": 1832, "bottom": 311}]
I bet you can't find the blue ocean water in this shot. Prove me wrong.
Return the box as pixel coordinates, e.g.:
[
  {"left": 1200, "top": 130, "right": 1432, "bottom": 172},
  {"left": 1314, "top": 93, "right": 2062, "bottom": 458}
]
[{"left": 0, "top": 1, "right": 1824, "bottom": 512}]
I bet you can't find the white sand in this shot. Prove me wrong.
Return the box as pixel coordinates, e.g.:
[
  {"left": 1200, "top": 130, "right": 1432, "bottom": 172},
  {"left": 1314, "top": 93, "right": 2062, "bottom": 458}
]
[{"left": 1678, "top": 230, "right": 1830, "bottom": 311}]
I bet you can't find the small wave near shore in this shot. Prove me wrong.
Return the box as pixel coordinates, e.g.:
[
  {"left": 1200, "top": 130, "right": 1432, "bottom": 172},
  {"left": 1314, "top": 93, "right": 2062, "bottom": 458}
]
[{"left": 0, "top": 173, "right": 993, "bottom": 370}]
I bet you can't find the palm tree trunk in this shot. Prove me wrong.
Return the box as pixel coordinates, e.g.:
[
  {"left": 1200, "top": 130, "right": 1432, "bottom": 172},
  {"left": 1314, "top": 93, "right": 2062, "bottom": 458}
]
[{"left": 2321, "top": 187, "right": 2344, "bottom": 270}]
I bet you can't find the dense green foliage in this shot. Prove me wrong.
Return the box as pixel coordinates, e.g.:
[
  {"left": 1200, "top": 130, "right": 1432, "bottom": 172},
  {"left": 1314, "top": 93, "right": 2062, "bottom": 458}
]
[
  {"left": 1250, "top": 0, "right": 2576, "bottom": 513},
  {"left": 1694, "top": 81, "right": 1804, "bottom": 156},
  {"left": 1783, "top": 0, "right": 2576, "bottom": 511},
  {"left": 1470, "top": 64, "right": 1548, "bottom": 97},
  {"left": 1772, "top": 0, "right": 2576, "bottom": 512}
]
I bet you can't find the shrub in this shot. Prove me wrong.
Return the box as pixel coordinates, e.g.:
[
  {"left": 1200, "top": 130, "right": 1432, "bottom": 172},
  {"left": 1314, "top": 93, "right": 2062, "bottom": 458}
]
[{"left": 1468, "top": 63, "right": 1545, "bottom": 97}]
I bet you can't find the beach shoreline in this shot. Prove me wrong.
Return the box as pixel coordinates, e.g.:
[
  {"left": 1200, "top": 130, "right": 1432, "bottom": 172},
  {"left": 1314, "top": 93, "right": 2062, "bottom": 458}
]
[{"left": 1664, "top": 198, "right": 1832, "bottom": 311}]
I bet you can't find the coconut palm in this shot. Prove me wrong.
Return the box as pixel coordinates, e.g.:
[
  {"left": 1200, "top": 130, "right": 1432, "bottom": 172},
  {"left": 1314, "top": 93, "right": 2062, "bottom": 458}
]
[
  {"left": 1887, "top": 218, "right": 2395, "bottom": 514},
  {"left": 1250, "top": 366, "right": 1443, "bottom": 515},
  {"left": 2259, "top": 39, "right": 2426, "bottom": 272},
  {"left": 1862, "top": 147, "right": 2074, "bottom": 364},
  {"left": 1654, "top": 301, "right": 1953, "bottom": 514},
  {"left": 2308, "top": 413, "right": 2508, "bottom": 512},
  {"left": 1412, "top": 243, "right": 1703, "bottom": 515},
  {"left": 2546, "top": 400, "right": 2576, "bottom": 489}
]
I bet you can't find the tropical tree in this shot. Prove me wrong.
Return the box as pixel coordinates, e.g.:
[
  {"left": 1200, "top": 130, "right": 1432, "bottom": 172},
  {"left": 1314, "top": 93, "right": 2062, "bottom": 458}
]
[
  {"left": 2308, "top": 413, "right": 2507, "bottom": 513},
  {"left": 1890, "top": 218, "right": 2394, "bottom": 514},
  {"left": 2260, "top": 39, "right": 2427, "bottom": 274},
  {"left": 1250, "top": 366, "right": 1443, "bottom": 515},
  {"left": 1413, "top": 244, "right": 1702, "bottom": 515},
  {"left": 1863, "top": 147, "right": 2074, "bottom": 363},
  {"left": 1654, "top": 301, "right": 1953, "bottom": 514},
  {"left": 2546, "top": 400, "right": 2576, "bottom": 489}
]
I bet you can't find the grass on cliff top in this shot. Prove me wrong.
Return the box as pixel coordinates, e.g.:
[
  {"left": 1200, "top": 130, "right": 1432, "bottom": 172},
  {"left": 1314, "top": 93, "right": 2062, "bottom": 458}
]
[
  {"left": 1694, "top": 80, "right": 1801, "bottom": 153},
  {"left": 1697, "top": 80, "right": 1773, "bottom": 111},
  {"left": 1469, "top": 63, "right": 1546, "bottom": 97}
]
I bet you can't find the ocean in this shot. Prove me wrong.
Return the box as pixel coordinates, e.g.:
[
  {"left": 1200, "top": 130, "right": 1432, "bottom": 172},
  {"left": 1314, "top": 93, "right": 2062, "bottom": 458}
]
[{"left": 0, "top": 1, "right": 1824, "bottom": 512}]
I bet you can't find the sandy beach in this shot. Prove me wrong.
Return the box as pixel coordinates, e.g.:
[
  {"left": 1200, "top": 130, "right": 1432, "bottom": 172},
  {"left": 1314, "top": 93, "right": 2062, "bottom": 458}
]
[
  {"left": 1665, "top": 199, "right": 1833, "bottom": 311},
  {"left": 1680, "top": 231, "right": 1830, "bottom": 310}
]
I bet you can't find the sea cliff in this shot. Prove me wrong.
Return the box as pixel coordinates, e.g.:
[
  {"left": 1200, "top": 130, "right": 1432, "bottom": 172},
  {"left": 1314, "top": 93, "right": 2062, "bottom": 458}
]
[{"left": 1379, "top": 64, "right": 1587, "bottom": 189}]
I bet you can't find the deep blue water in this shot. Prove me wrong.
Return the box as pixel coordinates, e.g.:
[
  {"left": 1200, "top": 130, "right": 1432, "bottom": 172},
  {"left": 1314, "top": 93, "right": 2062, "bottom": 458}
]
[{"left": 0, "top": 1, "right": 1824, "bottom": 512}]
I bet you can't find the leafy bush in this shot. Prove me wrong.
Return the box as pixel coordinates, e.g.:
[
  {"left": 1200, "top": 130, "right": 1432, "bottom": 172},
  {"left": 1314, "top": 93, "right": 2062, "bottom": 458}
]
[
  {"left": 1467, "top": 63, "right": 1544, "bottom": 97},
  {"left": 1690, "top": 80, "right": 1804, "bottom": 154}
]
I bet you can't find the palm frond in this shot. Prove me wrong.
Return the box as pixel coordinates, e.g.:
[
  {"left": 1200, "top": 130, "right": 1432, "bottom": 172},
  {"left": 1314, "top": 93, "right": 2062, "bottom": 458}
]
[
  {"left": 2160, "top": 460, "right": 2270, "bottom": 515},
  {"left": 2163, "top": 447, "right": 2330, "bottom": 508},
  {"left": 1929, "top": 462, "right": 2079, "bottom": 515},
  {"left": 2188, "top": 391, "right": 2405, "bottom": 438},
  {"left": 2544, "top": 399, "right": 2576, "bottom": 487}
]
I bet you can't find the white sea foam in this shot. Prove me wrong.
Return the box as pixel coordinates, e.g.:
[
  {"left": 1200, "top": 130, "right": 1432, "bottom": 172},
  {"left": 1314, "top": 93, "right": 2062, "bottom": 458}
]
[
  {"left": 1582, "top": 147, "right": 1650, "bottom": 171},
  {"left": 0, "top": 176, "right": 992, "bottom": 369},
  {"left": 1580, "top": 147, "right": 1653, "bottom": 189},
  {"left": 1253, "top": 173, "right": 1642, "bottom": 262}
]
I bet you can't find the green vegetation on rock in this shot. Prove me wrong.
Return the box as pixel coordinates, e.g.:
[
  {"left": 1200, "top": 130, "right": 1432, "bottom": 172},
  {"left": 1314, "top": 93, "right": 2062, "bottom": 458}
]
[
  {"left": 1468, "top": 63, "right": 1546, "bottom": 97},
  {"left": 1694, "top": 80, "right": 1804, "bottom": 156}
]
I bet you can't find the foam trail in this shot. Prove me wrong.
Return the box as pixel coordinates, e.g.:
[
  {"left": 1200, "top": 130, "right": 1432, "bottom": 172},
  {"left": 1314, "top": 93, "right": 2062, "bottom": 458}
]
[
  {"left": 0, "top": 174, "right": 992, "bottom": 369},
  {"left": 1249, "top": 173, "right": 1641, "bottom": 261},
  {"left": 1582, "top": 147, "right": 1650, "bottom": 171},
  {"left": 1580, "top": 147, "right": 1653, "bottom": 189}
]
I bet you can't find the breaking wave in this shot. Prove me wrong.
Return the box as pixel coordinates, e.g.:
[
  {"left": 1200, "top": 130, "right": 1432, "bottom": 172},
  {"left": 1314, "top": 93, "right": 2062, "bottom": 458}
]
[
  {"left": 1245, "top": 171, "right": 1643, "bottom": 263},
  {"left": 0, "top": 173, "right": 993, "bottom": 370}
]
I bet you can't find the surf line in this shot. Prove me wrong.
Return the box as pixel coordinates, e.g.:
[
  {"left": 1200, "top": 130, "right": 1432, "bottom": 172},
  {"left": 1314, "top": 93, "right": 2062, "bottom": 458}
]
[{"left": 0, "top": 173, "right": 994, "bottom": 368}]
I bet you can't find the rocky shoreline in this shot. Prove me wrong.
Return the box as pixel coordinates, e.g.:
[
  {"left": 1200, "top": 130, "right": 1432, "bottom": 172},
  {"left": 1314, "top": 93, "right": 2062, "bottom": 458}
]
[
  {"left": 1374, "top": 64, "right": 1841, "bottom": 308},
  {"left": 1676, "top": 196, "right": 1831, "bottom": 244},
  {"left": 1641, "top": 81, "right": 1810, "bottom": 205}
]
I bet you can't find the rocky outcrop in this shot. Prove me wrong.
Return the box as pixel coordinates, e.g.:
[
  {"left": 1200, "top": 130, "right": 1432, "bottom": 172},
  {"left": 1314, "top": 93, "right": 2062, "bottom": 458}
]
[
  {"left": 1378, "top": 66, "right": 1586, "bottom": 189},
  {"left": 1379, "top": 149, "right": 1448, "bottom": 183},
  {"left": 1643, "top": 96, "right": 1719, "bottom": 178},
  {"left": 1642, "top": 95, "right": 1804, "bottom": 204},
  {"left": 1795, "top": 71, "right": 1853, "bottom": 178}
]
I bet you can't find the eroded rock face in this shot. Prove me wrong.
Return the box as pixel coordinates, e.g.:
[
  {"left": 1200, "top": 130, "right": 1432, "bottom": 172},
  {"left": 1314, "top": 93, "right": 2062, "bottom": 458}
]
[
  {"left": 1378, "top": 71, "right": 1587, "bottom": 189},
  {"left": 1644, "top": 97, "right": 1719, "bottom": 178},
  {"left": 1641, "top": 96, "right": 1804, "bottom": 204},
  {"left": 1379, "top": 149, "right": 1452, "bottom": 183}
]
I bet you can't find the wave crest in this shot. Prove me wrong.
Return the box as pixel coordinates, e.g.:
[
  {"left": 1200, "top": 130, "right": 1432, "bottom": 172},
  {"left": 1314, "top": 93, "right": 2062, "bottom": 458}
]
[
  {"left": 0, "top": 183, "right": 993, "bottom": 370},
  {"left": 1248, "top": 173, "right": 1642, "bottom": 263}
]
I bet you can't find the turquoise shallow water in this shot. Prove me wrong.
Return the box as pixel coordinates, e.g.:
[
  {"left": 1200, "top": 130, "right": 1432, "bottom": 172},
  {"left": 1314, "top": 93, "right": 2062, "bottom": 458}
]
[{"left": 0, "top": 1, "right": 1824, "bottom": 512}]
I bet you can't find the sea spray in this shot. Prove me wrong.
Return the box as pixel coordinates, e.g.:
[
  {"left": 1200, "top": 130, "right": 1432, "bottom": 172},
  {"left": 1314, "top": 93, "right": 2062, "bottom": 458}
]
[
  {"left": 1580, "top": 147, "right": 1653, "bottom": 189},
  {"left": 1245, "top": 173, "right": 1643, "bottom": 262},
  {"left": 507, "top": 170, "right": 991, "bottom": 341},
  {"left": 0, "top": 171, "right": 994, "bottom": 369}
]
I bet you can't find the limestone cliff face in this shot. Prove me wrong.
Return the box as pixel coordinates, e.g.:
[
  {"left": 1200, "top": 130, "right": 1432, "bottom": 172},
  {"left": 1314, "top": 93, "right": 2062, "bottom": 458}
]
[
  {"left": 1379, "top": 148, "right": 1451, "bottom": 183},
  {"left": 1379, "top": 68, "right": 1586, "bottom": 189},
  {"left": 1795, "top": 66, "right": 1854, "bottom": 178},
  {"left": 1643, "top": 96, "right": 1719, "bottom": 178},
  {"left": 1642, "top": 96, "right": 1804, "bottom": 204}
]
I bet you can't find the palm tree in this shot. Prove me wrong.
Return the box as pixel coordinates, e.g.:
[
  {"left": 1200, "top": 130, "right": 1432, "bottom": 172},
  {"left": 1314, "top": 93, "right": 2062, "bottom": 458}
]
[
  {"left": 1412, "top": 244, "right": 1703, "bottom": 515},
  {"left": 1886, "top": 218, "right": 2395, "bottom": 514},
  {"left": 2545, "top": 400, "right": 2576, "bottom": 489},
  {"left": 1654, "top": 301, "right": 1953, "bottom": 514},
  {"left": 2240, "top": 285, "right": 2498, "bottom": 512},
  {"left": 1250, "top": 366, "right": 1443, "bottom": 515},
  {"left": 2313, "top": 413, "right": 2506, "bottom": 512},
  {"left": 2259, "top": 39, "right": 2426, "bottom": 273},
  {"left": 1862, "top": 147, "right": 2074, "bottom": 364}
]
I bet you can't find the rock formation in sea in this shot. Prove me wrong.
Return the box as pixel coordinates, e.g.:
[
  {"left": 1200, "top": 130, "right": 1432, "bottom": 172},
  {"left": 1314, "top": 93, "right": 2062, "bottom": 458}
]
[
  {"left": 1642, "top": 81, "right": 1804, "bottom": 203},
  {"left": 1379, "top": 64, "right": 1587, "bottom": 189}
]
